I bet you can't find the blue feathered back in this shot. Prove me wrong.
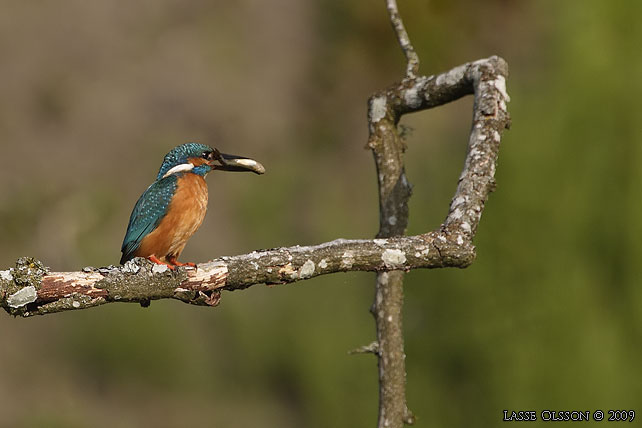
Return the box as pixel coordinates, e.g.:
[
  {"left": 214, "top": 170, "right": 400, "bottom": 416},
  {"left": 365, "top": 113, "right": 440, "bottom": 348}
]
[{"left": 120, "top": 175, "right": 178, "bottom": 264}]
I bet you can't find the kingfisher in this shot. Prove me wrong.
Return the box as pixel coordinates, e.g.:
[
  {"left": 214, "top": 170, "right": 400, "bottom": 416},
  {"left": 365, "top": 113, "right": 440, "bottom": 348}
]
[{"left": 120, "top": 142, "right": 264, "bottom": 269}]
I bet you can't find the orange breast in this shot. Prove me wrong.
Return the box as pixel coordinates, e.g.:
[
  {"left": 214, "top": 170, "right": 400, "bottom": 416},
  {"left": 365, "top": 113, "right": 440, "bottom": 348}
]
[{"left": 135, "top": 174, "right": 209, "bottom": 261}]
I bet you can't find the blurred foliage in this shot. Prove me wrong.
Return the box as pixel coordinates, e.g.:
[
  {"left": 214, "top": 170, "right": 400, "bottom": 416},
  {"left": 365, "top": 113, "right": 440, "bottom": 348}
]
[{"left": 1, "top": 0, "right": 642, "bottom": 427}]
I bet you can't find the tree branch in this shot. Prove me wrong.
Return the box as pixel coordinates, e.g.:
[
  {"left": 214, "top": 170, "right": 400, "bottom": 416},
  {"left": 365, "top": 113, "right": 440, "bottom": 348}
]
[
  {"left": 386, "top": 0, "right": 420, "bottom": 79},
  {"left": 0, "top": 232, "right": 469, "bottom": 317},
  {"left": 370, "top": 4, "right": 417, "bottom": 425},
  {"left": 366, "top": 47, "right": 509, "bottom": 426},
  {"left": 0, "top": 57, "right": 510, "bottom": 318},
  {"left": 371, "top": 6, "right": 509, "bottom": 426}
]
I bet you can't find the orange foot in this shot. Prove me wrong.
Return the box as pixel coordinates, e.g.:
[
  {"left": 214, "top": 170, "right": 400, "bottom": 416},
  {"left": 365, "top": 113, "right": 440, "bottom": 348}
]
[
  {"left": 167, "top": 256, "right": 197, "bottom": 268},
  {"left": 148, "top": 254, "right": 176, "bottom": 270}
]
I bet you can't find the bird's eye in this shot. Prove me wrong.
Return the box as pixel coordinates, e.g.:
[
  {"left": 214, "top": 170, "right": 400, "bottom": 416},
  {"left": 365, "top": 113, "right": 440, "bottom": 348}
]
[{"left": 202, "top": 151, "right": 210, "bottom": 159}]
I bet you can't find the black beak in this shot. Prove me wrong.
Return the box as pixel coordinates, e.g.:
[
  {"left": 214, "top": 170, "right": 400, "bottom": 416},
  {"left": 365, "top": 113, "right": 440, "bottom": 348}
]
[{"left": 211, "top": 149, "right": 265, "bottom": 175}]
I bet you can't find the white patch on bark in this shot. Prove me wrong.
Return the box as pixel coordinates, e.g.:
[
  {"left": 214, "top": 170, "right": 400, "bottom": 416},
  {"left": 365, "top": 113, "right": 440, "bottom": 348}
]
[
  {"left": 403, "top": 86, "right": 422, "bottom": 108},
  {"left": 379, "top": 272, "right": 389, "bottom": 283},
  {"left": 436, "top": 64, "right": 467, "bottom": 86},
  {"left": 373, "top": 239, "right": 388, "bottom": 246},
  {"left": 452, "top": 196, "right": 466, "bottom": 207},
  {"left": 370, "top": 96, "right": 387, "bottom": 123},
  {"left": 341, "top": 251, "right": 355, "bottom": 269},
  {"left": 0, "top": 270, "right": 13, "bottom": 281},
  {"left": 414, "top": 246, "right": 430, "bottom": 258},
  {"left": 7, "top": 286, "right": 37, "bottom": 308},
  {"left": 461, "top": 222, "right": 472, "bottom": 233},
  {"left": 494, "top": 75, "right": 510, "bottom": 101},
  {"left": 298, "top": 260, "right": 315, "bottom": 279},
  {"left": 122, "top": 261, "right": 140, "bottom": 274},
  {"left": 388, "top": 216, "right": 397, "bottom": 226},
  {"left": 382, "top": 249, "right": 406, "bottom": 267},
  {"left": 318, "top": 259, "right": 328, "bottom": 269},
  {"left": 152, "top": 264, "right": 169, "bottom": 274}
]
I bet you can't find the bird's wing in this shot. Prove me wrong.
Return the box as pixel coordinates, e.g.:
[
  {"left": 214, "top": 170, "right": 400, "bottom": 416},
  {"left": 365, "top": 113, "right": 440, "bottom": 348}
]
[{"left": 120, "top": 176, "right": 178, "bottom": 264}]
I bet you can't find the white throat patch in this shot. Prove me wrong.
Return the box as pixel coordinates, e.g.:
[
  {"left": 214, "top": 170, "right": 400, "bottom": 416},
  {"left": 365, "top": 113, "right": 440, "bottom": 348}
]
[{"left": 162, "top": 163, "right": 194, "bottom": 178}]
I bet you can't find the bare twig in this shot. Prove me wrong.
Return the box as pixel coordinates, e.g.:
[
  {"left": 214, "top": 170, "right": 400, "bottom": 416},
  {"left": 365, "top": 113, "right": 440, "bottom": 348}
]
[
  {"left": 386, "top": 0, "right": 420, "bottom": 79},
  {"left": 349, "top": 341, "right": 380, "bottom": 355}
]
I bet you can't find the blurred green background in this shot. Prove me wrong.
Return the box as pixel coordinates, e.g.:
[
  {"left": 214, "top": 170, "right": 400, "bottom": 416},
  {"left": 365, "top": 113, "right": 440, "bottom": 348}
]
[{"left": 1, "top": 0, "right": 641, "bottom": 427}]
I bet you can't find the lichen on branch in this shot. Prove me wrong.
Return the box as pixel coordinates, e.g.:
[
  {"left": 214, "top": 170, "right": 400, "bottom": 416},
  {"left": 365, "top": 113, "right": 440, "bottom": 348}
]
[{"left": 1, "top": 232, "right": 472, "bottom": 317}]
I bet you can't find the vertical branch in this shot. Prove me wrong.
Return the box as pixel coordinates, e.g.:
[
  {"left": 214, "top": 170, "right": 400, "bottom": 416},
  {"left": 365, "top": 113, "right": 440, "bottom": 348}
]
[
  {"left": 366, "top": 1, "right": 423, "bottom": 426},
  {"left": 368, "top": 109, "right": 414, "bottom": 427},
  {"left": 386, "top": 0, "right": 420, "bottom": 79},
  {"left": 367, "top": 3, "right": 415, "bottom": 422},
  {"left": 366, "top": 50, "right": 510, "bottom": 424},
  {"left": 373, "top": 269, "right": 414, "bottom": 427}
]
